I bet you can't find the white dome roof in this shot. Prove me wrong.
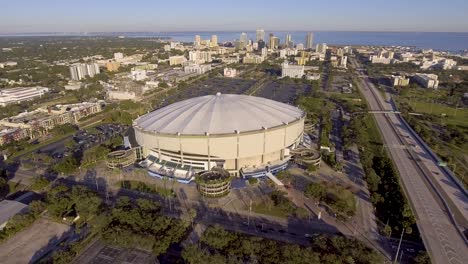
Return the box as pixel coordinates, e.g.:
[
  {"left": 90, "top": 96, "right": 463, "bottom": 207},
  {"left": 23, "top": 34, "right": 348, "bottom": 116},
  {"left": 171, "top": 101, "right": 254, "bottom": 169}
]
[{"left": 134, "top": 94, "right": 304, "bottom": 135}]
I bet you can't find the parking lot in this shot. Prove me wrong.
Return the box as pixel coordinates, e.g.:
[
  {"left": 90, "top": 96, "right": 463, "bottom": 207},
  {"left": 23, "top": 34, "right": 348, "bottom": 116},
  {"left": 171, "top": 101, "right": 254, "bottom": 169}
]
[
  {"left": 255, "top": 80, "right": 311, "bottom": 104},
  {"left": 74, "top": 240, "right": 157, "bottom": 264},
  {"left": 0, "top": 218, "right": 71, "bottom": 264},
  {"left": 161, "top": 77, "right": 255, "bottom": 106}
]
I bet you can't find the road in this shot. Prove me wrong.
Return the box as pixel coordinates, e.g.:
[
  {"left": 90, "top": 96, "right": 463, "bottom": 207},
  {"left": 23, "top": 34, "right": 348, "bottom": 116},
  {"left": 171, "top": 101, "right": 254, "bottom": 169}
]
[{"left": 350, "top": 57, "right": 467, "bottom": 264}]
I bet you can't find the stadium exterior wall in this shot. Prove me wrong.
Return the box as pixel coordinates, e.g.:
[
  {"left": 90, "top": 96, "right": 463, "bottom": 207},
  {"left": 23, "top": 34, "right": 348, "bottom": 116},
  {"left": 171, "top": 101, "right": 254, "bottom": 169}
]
[{"left": 134, "top": 116, "right": 305, "bottom": 174}]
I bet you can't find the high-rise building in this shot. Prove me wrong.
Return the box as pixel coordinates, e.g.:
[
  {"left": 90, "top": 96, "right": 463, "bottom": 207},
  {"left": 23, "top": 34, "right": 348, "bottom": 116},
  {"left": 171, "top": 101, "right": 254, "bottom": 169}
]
[
  {"left": 256, "top": 29, "right": 265, "bottom": 42},
  {"left": 194, "top": 35, "right": 201, "bottom": 46},
  {"left": 211, "top": 35, "right": 218, "bottom": 47},
  {"left": 69, "top": 63, "right": 100, "bottom": 80},
  {"left": 240, "top": 32, "right": 248, "bottom": 48},
  {"left": 268, "top": 34, "right": 279, "bottom": 49},
  {"left": 258, "top": 40, "right": 266, "bottom": 50},
  {"left": 316, "top": 43, "right": 328, "bottom": 54},
  {"left": 306, "top": 32, "right": 314, "bottom": 50},
  {"left": 285, "top": 34, "right": 292, "bottom": 48}
]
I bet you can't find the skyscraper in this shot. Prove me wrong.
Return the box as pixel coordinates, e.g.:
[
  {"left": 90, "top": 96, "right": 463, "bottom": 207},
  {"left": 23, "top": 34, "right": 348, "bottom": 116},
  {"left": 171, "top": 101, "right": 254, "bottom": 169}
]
[
  {"left": 285, "top": 33, "right": 292, "bottom": 48},
  {"left": 306, "top": 32, "right": 314, "bottom": 50},
  {"left": 268, "top": 33, "right": 279, "bottom": 49},
  {"left": 211, "top": 35, "right": 218, "bottom": 47},
  {"left": 240, "top": 32, "right": 248, "bottom": 49},
  {"left": 194, "top": 35, "right": 201, "bottom": 46},
  {"left": 256, "top": 29, "right": 265, "bottom": 42}
]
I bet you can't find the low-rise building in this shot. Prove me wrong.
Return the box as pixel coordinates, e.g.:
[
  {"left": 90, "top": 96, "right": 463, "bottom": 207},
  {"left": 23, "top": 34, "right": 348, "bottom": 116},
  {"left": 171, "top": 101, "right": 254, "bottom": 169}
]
[
  {"left": 0, "top": 86, "right": 49, "bottom": 106},
  {"left": 169, "top": 56, "right": 187, "bottom": 66},
  {"left": 413, "top": 73, "right": 439, "bottom": 89},
  {"left": 106, "top": 61, "right": 121, "bottom": 72},
  {"left": 224, "top": 68, "right": 237, "bottom": 78},
  {"left": 184, "top": 64, "right": 212, "bottom": 75},
  {"left": 0, "top": 101, "right": 104, "bottom": 145},
  {"left": 305, "top": 73, "right": 321, "bottom": 80},
  {"left": 64, "top": 81, "right": 83, "bottom": 91},
  {"left": 130, "top": 69, "right": 148, "bottom": 81},
  {"left": 281, "top": 63, "right": 304, "bottom": 78},
  {"left": 369, "top": 55, "right": 392, "bottom": 64},
  {"left": 243, "top": 54, "right": 264, "bottom": 64},
  {"left": 390, "top": 75, "right": 410, "bottom": 87}
]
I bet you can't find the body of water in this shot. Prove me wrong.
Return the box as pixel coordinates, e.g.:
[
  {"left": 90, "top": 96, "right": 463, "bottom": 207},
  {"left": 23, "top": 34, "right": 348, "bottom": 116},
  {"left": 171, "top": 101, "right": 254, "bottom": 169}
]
[
  {"left": 2, "top": 31, "right": 468, "bottom": 52},
  {"left": 166, "top": 31, "right": 468, "bottom": 52}
]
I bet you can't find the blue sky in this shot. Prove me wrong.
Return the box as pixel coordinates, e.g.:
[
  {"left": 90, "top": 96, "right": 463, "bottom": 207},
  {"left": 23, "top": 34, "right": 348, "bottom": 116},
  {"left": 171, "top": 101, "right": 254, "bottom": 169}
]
[{"left": 1, "top": 0, "right": 467, "bottom": 33}]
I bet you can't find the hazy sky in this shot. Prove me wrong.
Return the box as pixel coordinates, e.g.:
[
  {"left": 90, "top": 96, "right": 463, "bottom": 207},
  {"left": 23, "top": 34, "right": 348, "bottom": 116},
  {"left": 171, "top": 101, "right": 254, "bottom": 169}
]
[{"left": 1, "top": 0, "right": 467, "bottom": 33}]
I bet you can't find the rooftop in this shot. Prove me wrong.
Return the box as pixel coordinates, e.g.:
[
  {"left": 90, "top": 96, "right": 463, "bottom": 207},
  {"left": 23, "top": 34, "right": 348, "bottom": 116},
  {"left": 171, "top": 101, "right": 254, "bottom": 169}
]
[{"left": 134, "top": 93, "right": 304, "bottom": 135}]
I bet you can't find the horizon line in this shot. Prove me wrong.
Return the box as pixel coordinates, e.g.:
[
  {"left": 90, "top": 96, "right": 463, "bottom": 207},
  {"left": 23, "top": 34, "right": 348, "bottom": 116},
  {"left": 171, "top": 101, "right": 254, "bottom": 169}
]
[{"left": 1, "top": 29, "right": 468, "bottom": 35}]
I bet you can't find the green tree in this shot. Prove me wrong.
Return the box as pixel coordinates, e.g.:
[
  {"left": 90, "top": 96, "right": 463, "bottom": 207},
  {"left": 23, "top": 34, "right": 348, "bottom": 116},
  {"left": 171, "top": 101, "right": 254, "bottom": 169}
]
[{"left": 305, "top": 182, "right": 326, "bottom": 201}]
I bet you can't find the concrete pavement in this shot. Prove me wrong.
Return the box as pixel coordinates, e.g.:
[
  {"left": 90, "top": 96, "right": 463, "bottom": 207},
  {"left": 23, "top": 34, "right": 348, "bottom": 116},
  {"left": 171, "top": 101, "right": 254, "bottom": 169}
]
[{"left": 350, "top": 57, "right": 467, "bottom": 264}]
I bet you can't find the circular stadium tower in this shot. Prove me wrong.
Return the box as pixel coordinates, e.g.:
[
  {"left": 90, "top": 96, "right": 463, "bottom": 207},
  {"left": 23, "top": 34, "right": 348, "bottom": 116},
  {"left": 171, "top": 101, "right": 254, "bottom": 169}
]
[{"left": 134, "top": 93, "right": 305, "bottom": 182}]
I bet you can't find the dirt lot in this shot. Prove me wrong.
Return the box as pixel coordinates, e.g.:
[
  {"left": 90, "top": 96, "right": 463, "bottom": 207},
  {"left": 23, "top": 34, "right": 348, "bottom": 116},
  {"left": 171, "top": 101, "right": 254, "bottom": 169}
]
[{"left": 0, "top": 218, "right": 71, "bottom": 264}]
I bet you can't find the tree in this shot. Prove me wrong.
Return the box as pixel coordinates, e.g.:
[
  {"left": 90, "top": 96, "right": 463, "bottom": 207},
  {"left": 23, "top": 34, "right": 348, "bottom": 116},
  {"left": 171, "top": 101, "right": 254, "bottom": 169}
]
[
  {"left": 305, "top": 182, "right": 326, "bottom": 201},
  {"left": 0, "top": 177, "right": 8, "bottom": 199},
  {"left": 53, "top": 156, "right": 79, "bottom": 174},
  {"left": 307, "top": 164, "right": 318, "bottom": 175},
  {"left": 182, "top": 244, "right": 208, "bottom": 264}
]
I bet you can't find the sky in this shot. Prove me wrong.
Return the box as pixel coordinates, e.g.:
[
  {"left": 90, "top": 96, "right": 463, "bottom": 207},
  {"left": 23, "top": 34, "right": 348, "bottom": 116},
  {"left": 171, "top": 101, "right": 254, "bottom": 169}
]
[{"left": 1, "top": 0, "right": 467, "bottom": 33}]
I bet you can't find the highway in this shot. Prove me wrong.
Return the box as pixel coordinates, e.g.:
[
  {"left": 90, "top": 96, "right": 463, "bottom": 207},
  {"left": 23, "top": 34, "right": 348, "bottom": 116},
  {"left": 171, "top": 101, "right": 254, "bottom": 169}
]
[{"left": 350, "top": 57, "right": 467, "bottom": 264}]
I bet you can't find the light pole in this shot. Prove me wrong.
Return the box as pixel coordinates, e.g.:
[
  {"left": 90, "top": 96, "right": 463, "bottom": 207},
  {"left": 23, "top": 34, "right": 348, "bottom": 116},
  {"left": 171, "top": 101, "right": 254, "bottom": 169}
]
[
  {"left": 248, "top": 199, "right": 252, "bottom": 227},
  {"left": 394, "top": 228, "right": 405, "bottom": 264}
]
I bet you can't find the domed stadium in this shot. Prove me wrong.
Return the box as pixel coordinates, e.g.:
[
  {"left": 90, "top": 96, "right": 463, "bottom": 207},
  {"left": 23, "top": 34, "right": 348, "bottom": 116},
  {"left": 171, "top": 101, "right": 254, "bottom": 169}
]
[{"left": 135, "top": 93, "right": 305, "bottom": 183}]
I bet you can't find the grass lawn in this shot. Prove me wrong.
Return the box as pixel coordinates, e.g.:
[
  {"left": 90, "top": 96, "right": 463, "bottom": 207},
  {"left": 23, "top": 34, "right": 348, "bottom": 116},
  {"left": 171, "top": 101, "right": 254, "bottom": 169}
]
[
  {"left": 251, "top": 203, "right": 290, "bottom": 218},
  {"left": 411, "top": 101, "right": 468, "bottom": 127}
]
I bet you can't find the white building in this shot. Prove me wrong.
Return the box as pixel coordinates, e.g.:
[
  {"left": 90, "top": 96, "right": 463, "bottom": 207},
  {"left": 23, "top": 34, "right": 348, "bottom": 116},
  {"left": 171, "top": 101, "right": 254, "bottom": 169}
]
[
  {"left": 64, "top": 81, "right": 83, "bottom": 90},
  {"left": 189, "top": 51, "right": 212, "bottom": 64},
  {"left": 306, "top": 73, "right": 321, "bottom": 80},
  {"left": 279, "top": 48, "right": 297, "bottom": 58},
  {"left": 261, "top": 47, "right": 268, "bottom": 58},
  {"left": 211, "top": 35, "right": 218, "bottom": 47},
  {"left": 184, "top": 64, "right": 212, "bottom": 75},
  {"left": 369, "top": 55, "right": 392, "bottom": 64},
  {"left": 413, "top": 73, "right": 439, "bottom": 89},
  {"left": 69, "top": 63, "right": 100, "bottom": 80},
  {"left": 339, "top": 56, "right": 348, "bottom": 68},
  {"left": 131, "top": 69, "right": 148, "bottom": 81},
  {"left": 438, "top": 59, "right": 457, "bottom": 70},
  {"left": 316, "top": 43, "right": 328, "bottom": 54},
  {"left": 169, "top": 56, "right": 187, "bottom": 66},
  {"left": 0, "top": 86, "right": 50, "bottom": 106},
  {"left": 224, "top": 68, "right": 237, "bottom": 78},
  {"left": 296, "top": 43, "right": 304, "bottom": 51},
  {"left": 281, "top": 63, "right": 304, "bottom": 78},
  {"left": 243, "top": 54, "right": 264, "bottom": 64},
  {"left": 114, "top": 52, "right": 124, "bottom": 60},
  {"left": 256, "top": 29, "right": 265, "bottom": 42},
  {"left": 0, "top": 61, "right": 17, "bottom": 68}
]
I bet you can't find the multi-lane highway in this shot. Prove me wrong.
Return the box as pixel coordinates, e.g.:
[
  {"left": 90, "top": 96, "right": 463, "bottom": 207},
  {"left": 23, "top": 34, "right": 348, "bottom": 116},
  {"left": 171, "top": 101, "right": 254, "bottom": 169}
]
[{"left": 350, "top": 57, "right": 467, "bottom": 264}]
